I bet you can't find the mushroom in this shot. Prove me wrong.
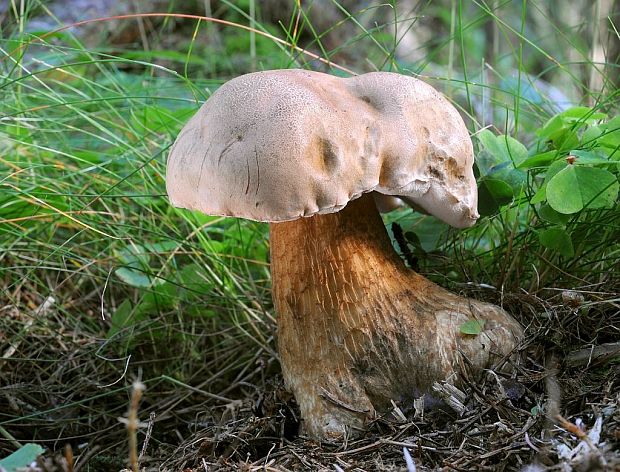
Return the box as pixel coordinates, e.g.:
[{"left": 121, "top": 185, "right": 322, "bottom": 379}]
[{"left": 166, "top": 69, "right": 523, "bottom": 439}]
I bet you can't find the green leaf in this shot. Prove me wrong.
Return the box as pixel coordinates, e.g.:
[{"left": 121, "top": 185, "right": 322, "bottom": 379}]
[
  {"left": 559, "top": 106, "right": 606, "bottom": 122},
  {"left": 477, "top": 131, "right": 528, "bottom": 168},
  {"left": 502, "top": 135, "right": 528, "bottom": 166},
  {"left": 475, "top": 132, "right": 528, "bottom": 195},
  {"left": 143, "top": 241, "right": 179, "bottom": 253},
  {"left": 518, "top": 150, "right": 559, "bottom": 169},
  {"left": 539, "top": 227, "right": 574, "bottom": 258},
  {"left": 538, "top": 108, "right": 600, "bottom": 151},
  {"left": 547, "top": 166, "right": 619, "bottom": 214},
  {"left": 476, "top": 133, "right": 506, "bottom": 176},
  {"left": 598, "top": 116, "right": 620, "bottom": 150},
  {"left": 108, "top": 299, "right": 134, "bottom": 338},
  {"left": 538, "top": 114, "right": 565, "bottom": 141},
  {"left": 0, "top": 444, "right": 45, "bottom": 471},
  {"left": 178, "top": 263, "right": 213, "bottom": 292},
  {"left": 528, "top": 159, "right": 564, "bottom": 206},
  {"left": 483, "top": 162, "right": 527, "bottom": 188},
  {"left": 477, "top": 129, "right": 500, "bottom": 157},
  {"left": 460, "top": 319, "right": 485, "bottom": 335},
  {"left": 539, "top": 204, "right": 570, "bottom": 225},
  {"left": 115, "top": 267, "right": 154, "bottom": 288},
  {"left": 116, "top": 244, "right": 150, "bottom": 267},
  {"left": 570, "top": 149, "right": 613, "bottom": 165},
  {"left": 478, "top": 178, "right": 513, "bottom": 216},
  {"left": 530, "top": 185, "right": 547, "bottom": 204},
  {"left": 553, "top": 130, "right": 579, "bottom": 152},
  {"left": 543, "top": 159, "right": 570, "bottom": 185},
  {"left": 582, "top": 125, "right": 604, "bottom": 145},
  {"left": 404, "top": 231, "right": 422, "bottom": 247},
  {"left": 403, "top": 217, "right": 448, "bottom": 252},
  {"left": 139, "top": 282, "right": 177, "bottom": 311}
]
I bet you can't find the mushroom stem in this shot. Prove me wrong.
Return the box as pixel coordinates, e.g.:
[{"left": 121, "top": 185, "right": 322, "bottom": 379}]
[{"left": 270, "top": 193, "right": 522, "bottom": 439}]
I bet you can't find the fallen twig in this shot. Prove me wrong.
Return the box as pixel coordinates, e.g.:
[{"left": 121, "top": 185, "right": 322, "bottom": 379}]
[{"left": 566, "top": 342, "right": 620, "bottom": 367}]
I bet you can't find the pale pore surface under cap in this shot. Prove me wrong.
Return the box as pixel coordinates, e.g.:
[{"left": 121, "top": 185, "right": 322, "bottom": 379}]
[{"left": 166, "top": 69, "right": 478, "bottom": 228}]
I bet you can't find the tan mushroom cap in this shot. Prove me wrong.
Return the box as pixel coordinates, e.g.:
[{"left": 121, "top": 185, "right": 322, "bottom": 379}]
[{"left": 166, "top": 69, "right": 479, "bottom": 228}]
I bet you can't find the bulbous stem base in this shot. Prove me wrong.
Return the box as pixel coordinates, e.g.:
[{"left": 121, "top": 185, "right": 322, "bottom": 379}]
[{"left": 269, "top": 193, "right": 522, "bottom": 439}]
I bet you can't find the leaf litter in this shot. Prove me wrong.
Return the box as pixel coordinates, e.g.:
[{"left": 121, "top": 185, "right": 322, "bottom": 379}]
[{"left": 1, "top": 284, "right": 619, "bottom": 471}]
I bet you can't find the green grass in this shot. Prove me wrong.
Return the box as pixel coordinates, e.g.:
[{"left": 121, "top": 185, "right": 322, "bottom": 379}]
[{"left": 1, "top": 0, "right": 618, "bottom": 468}]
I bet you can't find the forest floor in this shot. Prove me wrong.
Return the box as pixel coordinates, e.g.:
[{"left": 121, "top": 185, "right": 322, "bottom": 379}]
[{"left": 3, "top": 286, "right": 619, "bottom": 471}]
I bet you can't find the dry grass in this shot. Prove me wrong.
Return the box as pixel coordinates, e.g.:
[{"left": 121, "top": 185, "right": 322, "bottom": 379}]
[{"left": 2, "top": 283, "right": 618, "bottom": 471}]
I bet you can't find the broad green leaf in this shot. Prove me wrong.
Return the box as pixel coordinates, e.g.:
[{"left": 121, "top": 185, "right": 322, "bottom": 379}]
[
  {"left": 547, "top": 166, "right": 619, "bottom": 214},
  {"left": 538, "top": 114, "right": 565, "bottom": 141},
  {"left": 116, "top": 244, "right": 150, "bottom": 267},
  {"left": 460, "top": 319, "right": 485, "bottom": 335},
  {"left": 545, "top": 160, "right": 570, "bottom": 183},
  {"left": 582, "top": 125, "right": 603, "bottom": 145},
  {"left": 502, "top": 135, "right": 528, "bottom": 166},
  {"left": 202, "top": 239, "right": 226, "bottom": 254},
  {"left": 482, "top": 162, "right": 527, "bottom": 193},
  {"left": 0, "top": 444, "right": 45, "bottom": 471},
  {"left": 596, "top": 146, "right": 620, "bottom": 160},
  {"left": 108, "top": 299, "right": 138, "bottom": 338},
  {"left": 518, "top": 150, "right": 559, "bottom": 169},
  {"left": 530, "top": 185, "right": 547, "bottom": 204},
  {"left": 179, "top": 263, "right": 213, "bottom": 293},
  {"left": 560, "top": 106, "right": 607, "bottom": 122},
  {"left": 539, "top": 204, "right": 570, "bottom": 225},
  {"left": 404, "top": 231, "right": 422, "bottom": 248},
  {"left": 534, "top": 159, "right": 572, "bottom": 205},
  {"left": 139, "top": 282, "right": 177, "bottom": 311},
  {"left": 553, "top": 130, "right": 579, "bottom": 152},
  {"left": 115, "top": 267, "right": 154, "bottom": 288},
  {"left": 598, "top": 116, "right": 620, "bottom": 150},
  {"left": 143, "top": 241, "right": 179, "bottom": 253},
  {"left": 570, "top": 150, "right": 612, "bottom": 165},
  {"left": 539, "top": 227, "right": 574, "bottom": 258},
  {"left": 477, "top": 129, "right": 501, "bottom": 157},
  {"left": 114, "top": 243, "right": 160, "bottom": 288},
  {"left": 538, "top": 108, "right": 603, "bottom": 150},
  {"left": 415, "top": 218, "right": 449, "bottom": 252},
  {"left": 476, "top": 131, "right": 528, "bottom": 194},
  {"left": 477, "top": 131, "right": 528, "bottom": 168},
  {"left": 476, "top": 132, "right": 507, "bottom": 175},
  {"left": 478, "top": 178, "right": 513, "bottom": 216}
]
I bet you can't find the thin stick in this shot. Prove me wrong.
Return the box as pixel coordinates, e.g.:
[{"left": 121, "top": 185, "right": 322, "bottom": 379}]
[
  {"left": 0, "top": 425, "right": 22, "bottom": 449},
  {"left": 566, "top": 342, "right": 620, "bottom": 367},
  {"left": 74, "top": 445, "right": 102, "bottom": 472},
  {"left": 139, "top": 412, "right": 156, "bottom": 461},
  {"left": 128, "top": 381, "right": 145, "bottom": 472}
]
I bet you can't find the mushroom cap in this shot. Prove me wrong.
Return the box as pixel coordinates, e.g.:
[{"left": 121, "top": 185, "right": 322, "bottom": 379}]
[{"left": 166, "top": 69, "right": 479, "bottom": 228}]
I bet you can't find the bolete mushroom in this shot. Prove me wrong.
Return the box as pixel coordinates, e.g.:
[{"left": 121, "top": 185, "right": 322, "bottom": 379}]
[{"left": 166, "top": 69, "right": 523, "bottom": 439}]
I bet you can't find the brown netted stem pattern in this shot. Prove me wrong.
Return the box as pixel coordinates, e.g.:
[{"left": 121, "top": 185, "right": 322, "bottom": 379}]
[{"left": 270, "top": 193, "right": 522, "bottom": 438}]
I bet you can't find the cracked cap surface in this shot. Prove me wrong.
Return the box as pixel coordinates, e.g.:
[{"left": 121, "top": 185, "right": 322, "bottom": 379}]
[{"left": 166, "top": 69, "right": 479, "bottom": 228}]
